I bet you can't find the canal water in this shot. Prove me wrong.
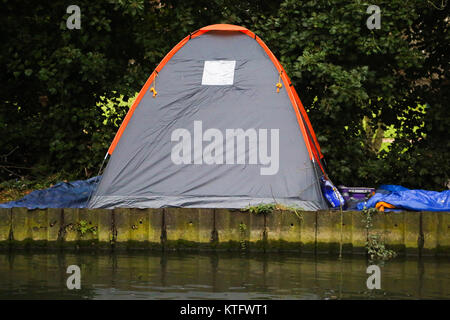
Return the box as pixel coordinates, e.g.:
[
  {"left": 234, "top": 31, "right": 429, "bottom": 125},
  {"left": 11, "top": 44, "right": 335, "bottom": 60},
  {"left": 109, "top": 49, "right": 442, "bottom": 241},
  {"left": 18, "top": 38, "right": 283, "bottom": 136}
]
[{"left": 0, "top": 252, "right": 448, "bottom": 299}]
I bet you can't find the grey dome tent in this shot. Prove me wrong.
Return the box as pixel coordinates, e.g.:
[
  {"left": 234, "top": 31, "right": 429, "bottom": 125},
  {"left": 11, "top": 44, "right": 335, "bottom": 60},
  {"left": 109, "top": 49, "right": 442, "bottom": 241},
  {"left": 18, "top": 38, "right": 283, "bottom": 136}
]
[{"left": 88, "top": 24, "right": 329, "bottom": 210}]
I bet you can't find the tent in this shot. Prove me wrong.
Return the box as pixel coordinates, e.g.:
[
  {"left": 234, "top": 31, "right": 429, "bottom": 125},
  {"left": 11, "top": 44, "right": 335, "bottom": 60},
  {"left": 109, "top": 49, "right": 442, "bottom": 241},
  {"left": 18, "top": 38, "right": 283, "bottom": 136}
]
[{"left": 88, "top": 24, "right": 329, "bottom": 210}]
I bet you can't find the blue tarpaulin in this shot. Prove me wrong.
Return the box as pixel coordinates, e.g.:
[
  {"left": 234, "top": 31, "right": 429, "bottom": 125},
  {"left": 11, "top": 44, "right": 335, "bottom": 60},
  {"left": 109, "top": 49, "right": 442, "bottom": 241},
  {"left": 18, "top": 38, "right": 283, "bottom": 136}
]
[
  {"left": 2, "top": 179, "right": 449, "bottom": 212},
  {"left": 0, "top": 176, "right": 100, "bottom": 209},
  {"left": 356, "top": 185, "right": 450, "bottom": 212}
]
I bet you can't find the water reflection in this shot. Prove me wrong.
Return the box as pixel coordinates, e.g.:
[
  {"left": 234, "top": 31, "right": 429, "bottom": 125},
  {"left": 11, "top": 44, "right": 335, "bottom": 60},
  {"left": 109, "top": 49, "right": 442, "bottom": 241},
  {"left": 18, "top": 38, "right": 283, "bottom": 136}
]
[{"left": 0, "top": 251, "right": 448, "bottom": 299}]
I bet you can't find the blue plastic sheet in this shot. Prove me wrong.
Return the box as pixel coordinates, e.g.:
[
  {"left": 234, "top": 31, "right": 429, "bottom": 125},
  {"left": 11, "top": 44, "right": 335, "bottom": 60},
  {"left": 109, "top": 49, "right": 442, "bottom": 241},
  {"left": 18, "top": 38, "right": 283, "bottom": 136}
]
[
  {"left": 0, "top": 176, "right": 100, "bottom": 209},
  {"left": 357, "top": 185, "right": 450, "bottom": 212}
]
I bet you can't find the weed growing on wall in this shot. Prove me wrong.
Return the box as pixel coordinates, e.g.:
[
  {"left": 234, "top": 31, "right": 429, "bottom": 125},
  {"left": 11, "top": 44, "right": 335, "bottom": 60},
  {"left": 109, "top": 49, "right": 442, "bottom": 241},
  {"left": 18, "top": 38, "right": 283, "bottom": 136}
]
[
  {"left": 75, "top": 220, "right": 98, "bottom": 237},
  {"left": 362, "top": 208, "right": 397, "bottom": 261},
  {"left": 243, "top": 203, "right": 304, "bottom": 221}
]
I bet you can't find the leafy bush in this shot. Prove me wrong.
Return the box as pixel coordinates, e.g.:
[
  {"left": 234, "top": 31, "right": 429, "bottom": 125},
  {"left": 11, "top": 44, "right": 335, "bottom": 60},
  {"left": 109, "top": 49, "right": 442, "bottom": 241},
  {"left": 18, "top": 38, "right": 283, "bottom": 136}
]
[{"left": 0, "top": 0, "right": 448, "bottom": 191}]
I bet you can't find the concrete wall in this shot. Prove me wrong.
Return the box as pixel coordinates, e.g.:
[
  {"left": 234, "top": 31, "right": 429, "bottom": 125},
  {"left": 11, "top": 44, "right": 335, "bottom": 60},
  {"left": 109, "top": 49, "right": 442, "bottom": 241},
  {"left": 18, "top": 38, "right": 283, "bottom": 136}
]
[{"left": 0, "top": 208, "right": 448, "bottom": 256}]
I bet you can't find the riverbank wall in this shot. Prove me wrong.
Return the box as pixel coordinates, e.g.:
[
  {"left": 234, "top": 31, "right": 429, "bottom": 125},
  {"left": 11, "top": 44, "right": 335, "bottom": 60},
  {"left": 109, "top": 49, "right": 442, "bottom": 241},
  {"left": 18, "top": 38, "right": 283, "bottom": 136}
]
[{"left": 0, "top": 208, "right": 448, "bottom": 256}]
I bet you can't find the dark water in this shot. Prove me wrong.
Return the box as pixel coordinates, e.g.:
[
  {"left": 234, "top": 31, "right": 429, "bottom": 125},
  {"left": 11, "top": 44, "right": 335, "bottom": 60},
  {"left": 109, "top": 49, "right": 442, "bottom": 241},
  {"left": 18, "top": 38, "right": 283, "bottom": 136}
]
[{"left": 0, "top": 251, "right": 448, "bottom": 299}]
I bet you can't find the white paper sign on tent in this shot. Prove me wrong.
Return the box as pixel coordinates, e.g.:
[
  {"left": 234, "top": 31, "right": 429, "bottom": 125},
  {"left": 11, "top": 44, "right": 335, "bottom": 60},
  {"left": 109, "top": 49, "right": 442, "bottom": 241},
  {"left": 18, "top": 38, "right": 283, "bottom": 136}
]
[{"left": 201, "top": 60, "right": 236, "bottom": 85}]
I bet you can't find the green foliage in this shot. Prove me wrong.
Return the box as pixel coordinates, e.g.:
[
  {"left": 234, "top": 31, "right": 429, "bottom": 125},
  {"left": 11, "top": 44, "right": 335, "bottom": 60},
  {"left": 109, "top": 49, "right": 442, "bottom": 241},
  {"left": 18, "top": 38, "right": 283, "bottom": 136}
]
[
  {"left": 75, "top": 220, "right": 98, "bottom": 237},
  {"left": 1, "top": 0, "right": 147, "bottom": 180},
  {"left": 239, "top": 222, "right": 247, "bottom": 251},
  {"left": 362, "top": 209, "right": 397, "bottom": 261},
  {"left": 252, "top": 0, "right": 449, "bottom": 190},
  {"left": 243, "top": 203, "right": 304, "bottom": 221},
  {"left": 362, "top": 208, "right": 378, "bottom": 230},
  {"left": 244, "top": 203, "right": 277, "bottom": 215},
  {"left": 276, "top": 204, "right": 305, "bottom": 221},
  {"left": 0, "top": 0, "right": 279, "bottom": 181},
  {"left": 0, "top": 171, "right": 77, "bottom": 202},
  {"left": 366, "top": 234, "right": 397, "bottom": 261},
  {"left": 0, "top": 0, "right": 448, "bottom": 191}
]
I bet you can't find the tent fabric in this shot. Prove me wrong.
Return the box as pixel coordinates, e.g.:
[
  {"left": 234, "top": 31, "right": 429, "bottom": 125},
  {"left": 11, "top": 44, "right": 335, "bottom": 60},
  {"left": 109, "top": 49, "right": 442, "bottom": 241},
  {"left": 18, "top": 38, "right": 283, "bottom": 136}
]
[
  {"left": 356, "top": 185, "right": 450, "bottom": 212},
  {"left": 0, "top": 177, "right": 99, "bottom": 209},
  {"left": 107, "top": 25, "right": 324, "bottom": 165},
  {"left": 89, "top": 25, "right": 328, "bottom": 210}
]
